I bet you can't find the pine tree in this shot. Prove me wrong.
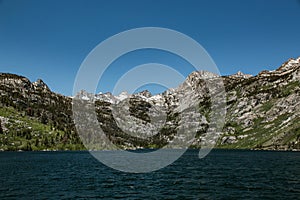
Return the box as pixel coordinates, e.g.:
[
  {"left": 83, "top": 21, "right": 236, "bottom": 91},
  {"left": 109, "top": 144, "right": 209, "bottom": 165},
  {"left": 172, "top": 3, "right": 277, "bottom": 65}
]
[
  {"left": 44, "top": 137, "right": 49, "bottom": 147},
  {"left": 35, "top": 138, "right": 39, "bottom": 147},
  {"left": 0, "top": 119, "right": 3, "bottom": 134}
]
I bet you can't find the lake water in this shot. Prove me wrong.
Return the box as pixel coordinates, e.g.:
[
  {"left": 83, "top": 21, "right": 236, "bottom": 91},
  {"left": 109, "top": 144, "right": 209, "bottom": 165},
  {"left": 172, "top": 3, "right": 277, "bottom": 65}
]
[{"left": 0, "top": 149, "right": 299, "bottom": 199}]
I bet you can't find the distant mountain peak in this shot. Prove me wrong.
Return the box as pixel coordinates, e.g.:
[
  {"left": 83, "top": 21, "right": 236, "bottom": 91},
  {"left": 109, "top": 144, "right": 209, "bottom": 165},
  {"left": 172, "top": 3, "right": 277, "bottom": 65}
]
[
  {"left": 229, "top": 71, "right": 252, "bottom": 79},
  {"left": 115, "top": 91, "right": 130, "bottom": 101},
  {"left": 135, "top": 90, "right": 152, "bottom": 98}
]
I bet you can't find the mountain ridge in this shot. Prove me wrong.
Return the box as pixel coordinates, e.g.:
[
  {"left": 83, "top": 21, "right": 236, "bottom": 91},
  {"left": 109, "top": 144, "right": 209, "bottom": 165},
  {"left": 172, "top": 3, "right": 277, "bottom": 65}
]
[{"left": 0, "top": 56, "right": 300, "bottom": 151}]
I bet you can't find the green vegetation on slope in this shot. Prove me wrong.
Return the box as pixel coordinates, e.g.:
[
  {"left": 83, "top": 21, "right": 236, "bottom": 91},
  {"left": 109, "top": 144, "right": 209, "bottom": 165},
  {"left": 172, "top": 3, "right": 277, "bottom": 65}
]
[{"left": 0, "top": 107, "right": 85, "bottom": 151}]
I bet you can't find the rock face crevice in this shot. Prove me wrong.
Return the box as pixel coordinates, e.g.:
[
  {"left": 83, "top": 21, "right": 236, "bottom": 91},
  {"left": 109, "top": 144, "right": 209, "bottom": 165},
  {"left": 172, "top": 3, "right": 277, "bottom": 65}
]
[{"left": 0, "top": 57, "right": 300, "bottom": 151}]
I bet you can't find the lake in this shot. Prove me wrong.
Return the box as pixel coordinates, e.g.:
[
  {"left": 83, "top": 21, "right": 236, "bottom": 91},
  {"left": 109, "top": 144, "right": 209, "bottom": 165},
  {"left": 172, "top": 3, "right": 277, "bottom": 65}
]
[{"left": 0, "top": 149, "right": 299, "bottom": 199}]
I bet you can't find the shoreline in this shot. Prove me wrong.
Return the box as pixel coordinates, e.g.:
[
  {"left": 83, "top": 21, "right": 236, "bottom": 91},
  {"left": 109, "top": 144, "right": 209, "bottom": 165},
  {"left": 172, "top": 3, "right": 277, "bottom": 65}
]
[{"left": 1, "top": 148, "right": 299, "bottom": 152}]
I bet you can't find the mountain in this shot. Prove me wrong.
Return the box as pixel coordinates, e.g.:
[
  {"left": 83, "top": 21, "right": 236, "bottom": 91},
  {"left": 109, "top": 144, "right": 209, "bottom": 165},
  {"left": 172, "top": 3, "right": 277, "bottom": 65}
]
[
  {"left": 1, "top": 57, "right": 300, "bottom": 151},
  {"left": 0, "top": 73, "right": 83, "bottom": 150}
]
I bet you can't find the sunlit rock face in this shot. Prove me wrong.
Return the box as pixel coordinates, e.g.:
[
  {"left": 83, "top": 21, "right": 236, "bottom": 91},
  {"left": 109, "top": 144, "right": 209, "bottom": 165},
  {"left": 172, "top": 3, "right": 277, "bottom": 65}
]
[{"left": 73, "top": 57, "right": 300, "bottom": 150}]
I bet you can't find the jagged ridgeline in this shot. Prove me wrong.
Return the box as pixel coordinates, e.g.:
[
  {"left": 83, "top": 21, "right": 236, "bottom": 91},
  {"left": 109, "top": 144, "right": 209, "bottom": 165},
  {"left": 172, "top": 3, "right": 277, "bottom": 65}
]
[
  {"left": 1, "top": 57, "right": 300, "bottom": 151},
  {"left": 0, "top": 73, "right": 83, "bottom": 150}
]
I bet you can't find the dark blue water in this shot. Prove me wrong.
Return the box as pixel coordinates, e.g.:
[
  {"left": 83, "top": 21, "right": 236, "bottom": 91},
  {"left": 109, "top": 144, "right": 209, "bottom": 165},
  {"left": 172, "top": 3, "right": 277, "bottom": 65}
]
[{"left": 0, "top": 149, "right": 299, "bottom": 199}]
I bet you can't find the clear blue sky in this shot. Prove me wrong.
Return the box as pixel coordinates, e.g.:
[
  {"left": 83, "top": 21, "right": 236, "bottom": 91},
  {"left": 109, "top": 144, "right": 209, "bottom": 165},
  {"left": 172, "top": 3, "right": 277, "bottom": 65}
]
[{"left": 0, "top": 0, "right": 300, "bottom": 96}]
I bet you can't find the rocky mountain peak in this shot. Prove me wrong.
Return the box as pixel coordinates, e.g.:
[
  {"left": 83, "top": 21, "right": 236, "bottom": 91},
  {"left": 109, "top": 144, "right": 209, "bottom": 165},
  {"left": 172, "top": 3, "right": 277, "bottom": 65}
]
[
  {"left": 277, "top": 57, "right": 300, "bottom": 72},
  {"left": 0, "top": 73, "right": 32, "bottom": 90},
  {"left": 32, "top": 79, "right": 50, "bottom": 91},
  {"left": 184, "top": 71, "right": 219, "bottom": 88},
  {"left": 229, "top": 71, "right": 252, "bottom": 79},
  {"left": 135, "top": 90, "right": 152, "bottom": 98},
  {"left": 95, "top": 92, "right": 115, "bottom": 103},
  {"left": 115, "top": 91, "right": 130, "bottom": 101},
  {"left": 257, "top": 57, "right": 300, "bottom": 78},
  {"left": 187, "top": 71, "right": 219, "bottom": 80}
]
